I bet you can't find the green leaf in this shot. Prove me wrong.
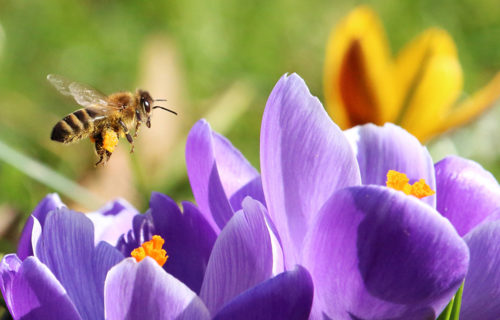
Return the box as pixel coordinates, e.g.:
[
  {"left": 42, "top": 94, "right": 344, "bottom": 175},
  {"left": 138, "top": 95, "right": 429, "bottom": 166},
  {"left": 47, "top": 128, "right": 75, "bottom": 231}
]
[
  {"left": 437, "top": 299, "right": 453, "bottom": 320},
  {"left": 450, "top": 281, "right": 464, "bottom": 320},
  {"left": 436, "top": 281, "right": 464, "bottom": 320}
]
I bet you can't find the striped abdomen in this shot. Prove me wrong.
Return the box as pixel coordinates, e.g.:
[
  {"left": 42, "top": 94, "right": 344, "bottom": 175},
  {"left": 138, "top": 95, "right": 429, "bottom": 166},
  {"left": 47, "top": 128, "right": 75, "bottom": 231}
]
[{"left": 51, "top": 108, "right": 99, "bottom": 143}]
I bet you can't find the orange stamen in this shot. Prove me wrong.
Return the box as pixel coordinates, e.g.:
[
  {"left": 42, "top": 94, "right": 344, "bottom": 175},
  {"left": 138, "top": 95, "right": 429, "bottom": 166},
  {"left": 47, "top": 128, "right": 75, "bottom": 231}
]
[
  {"left": 131, "top": 235, "right": 168, "bottom": 267},
  {"left": 386, "top": 170, "right": 435, "bottom": 199}
]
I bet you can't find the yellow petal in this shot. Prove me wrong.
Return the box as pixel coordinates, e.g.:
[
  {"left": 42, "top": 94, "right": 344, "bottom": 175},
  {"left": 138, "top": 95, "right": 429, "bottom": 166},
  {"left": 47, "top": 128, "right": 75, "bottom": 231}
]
[
  {"left": 428, "top": 72, "right": 500, "bottom": 140},
  {"left": 395, "top": 28, "right": 463, "bottom": 140},
  {"left": 324, "top": 6, "right": 397, "bottom": 129}
]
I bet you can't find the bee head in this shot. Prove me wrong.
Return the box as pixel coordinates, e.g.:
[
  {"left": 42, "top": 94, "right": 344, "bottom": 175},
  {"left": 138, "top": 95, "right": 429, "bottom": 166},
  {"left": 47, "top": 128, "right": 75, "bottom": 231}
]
[
  {"left": 137, "top": 90, "right": 177, "bottom": 128},
  {"left": 138, "top": 90, "right": 154, "bottom": 128}
]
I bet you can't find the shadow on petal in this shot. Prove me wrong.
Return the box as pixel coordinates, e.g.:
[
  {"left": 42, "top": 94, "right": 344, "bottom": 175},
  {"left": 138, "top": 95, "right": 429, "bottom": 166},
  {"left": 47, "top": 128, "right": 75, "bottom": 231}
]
[{"left": 214, "top": 265, "right": 313, "bottom": 320}]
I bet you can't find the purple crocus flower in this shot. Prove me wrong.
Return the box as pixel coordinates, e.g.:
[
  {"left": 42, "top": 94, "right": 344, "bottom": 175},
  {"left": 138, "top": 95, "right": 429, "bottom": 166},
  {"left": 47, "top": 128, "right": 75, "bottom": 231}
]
[
  {"left": 116, "top": 192, "right": 314, "bottom": 319},
  {"left": 16, "top": 194, "right": 137, "bottom": 260},
  {"left": 0, "top": 205, "right": 214, "bottom": 319},
  {"left": 185, "top": 74, "right": 473, "bottom": 319},
  {"left": 2, "top": 192, "right": 313, "bottom": 319},
  {"left": 341, "top": 116, "right": 500, "bottom": 319},
  {"left": 351, "top": 132, "right": 500, "bottom": 318},
  {"left": 433, "top": 156, "right": 500, "bottom": 319},
  {"left": 1, "top": 206, "right": 124, "bottom": 319}
]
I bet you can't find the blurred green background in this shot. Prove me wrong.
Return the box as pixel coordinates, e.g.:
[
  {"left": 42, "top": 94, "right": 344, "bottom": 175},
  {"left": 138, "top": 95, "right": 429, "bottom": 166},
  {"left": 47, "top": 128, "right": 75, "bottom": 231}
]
[{"left": 0, "top": 0, "right": 500, "bottom": 263}]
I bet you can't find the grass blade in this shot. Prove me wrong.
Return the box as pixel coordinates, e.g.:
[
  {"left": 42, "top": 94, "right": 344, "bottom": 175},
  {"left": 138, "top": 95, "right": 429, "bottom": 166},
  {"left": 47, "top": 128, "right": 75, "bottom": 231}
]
[{"left": 0, "top": 139, "right": 104, "bottom": 210}]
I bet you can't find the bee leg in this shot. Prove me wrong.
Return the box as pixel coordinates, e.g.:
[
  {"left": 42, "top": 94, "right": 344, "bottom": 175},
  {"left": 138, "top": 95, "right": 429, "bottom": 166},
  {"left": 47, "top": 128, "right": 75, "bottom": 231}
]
[
  {"left": 126, "top": 133, "right": 134, "bottom": 153},
  {"left": 119, "top": 119, "right": 135, "bottom": 153},
  {"left": 94, "top": 141, "right": 106, "bottom": 166},
  {"left": 95, "top": 150, "right": 112, "bottom": 166},
  {"left": 133, "top": 124, "right": 141, "bottom": 139},
  {"left": 134, "top": 109, "right": 142, "bottom": 138},
  {"left": 94, "top": 134, "right": 112, "bottom": 166}
]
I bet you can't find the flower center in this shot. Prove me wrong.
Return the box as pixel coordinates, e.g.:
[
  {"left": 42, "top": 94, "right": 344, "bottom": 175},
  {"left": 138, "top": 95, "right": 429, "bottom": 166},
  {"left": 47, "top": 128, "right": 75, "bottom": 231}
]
[
  {"left": 386, "top": 170, "right": 435, "bottom": 199},
  {"left": 131, "top": 235, "right": 168, "bottom": 267}
]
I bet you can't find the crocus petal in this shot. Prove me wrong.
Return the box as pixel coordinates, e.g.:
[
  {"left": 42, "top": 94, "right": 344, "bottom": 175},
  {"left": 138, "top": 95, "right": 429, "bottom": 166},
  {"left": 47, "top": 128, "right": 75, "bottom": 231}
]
[
  {"left": 29, "top": 217, "right": 42, "bottom": 263},
  {"left": 302, "top": 186, "right": 469, "bottom": 320},
  {"left": 116, "top": 211, "right": 155, "bottom": 257},
  {"left": 261, "top": 73, "right": 361, "bottom": 268},
  {"left": 212, "top": 130, "right": 260, "bottom": 197},
  {"left": 17, "top": 194, "right": 64, "bottom": 260},
  {"left": 0, "top": 255, "right": 81, "bottom": 320},
  {"left": 395, "top": 28, "right": 463, "bottom": 141},
  {"left": 104, "top": 257, "right": 210, "bottom": 320},
  {"left": 435, "top": 155, "right": 500, "bottom": 236},
  {"left": 87, "top": 199, "right": 138, "bottom": 246},
  {"left": 460, "top": 220, "right": 500, "bottom": 319},
  {"left": 92, "top": 242, "right": 124, "bottom": 304},
  {"left": 200, "top": 197, "right": 273, "bottom": 316},
  {"left": 214, "top": 265, "right": 313, "bottom": 320},
  {"left": 268, "top": 220, "right": 285, "bottom": 276},
  {"left": 345, "top": 123, "right": 436, "bottom": 207},
  {"left": 324, "top": 6, "right": 398, "bottom": 128},
  {"left": 432, "top": 72, "right": 500, "bottom": 141},
  {"left": 1, "top": 254, "right": 22, "bottom": 317},
  {"left": 186, "top": 120, "right": 260, "bottom": 232},
  {"left": 0, "top": 254, "right": 21, "bottom": 310},
  {"left": 35, "top": 208, "right": 106, "bottom": 320},
  {"left": 229, "top": 177, "right": 266, "bottom": 212},
  {"left": 479, "top": 206, "right": 500, "bottom": 224},
  {"left": 149, "top": 192, "right": 216, "bottom": 294}
]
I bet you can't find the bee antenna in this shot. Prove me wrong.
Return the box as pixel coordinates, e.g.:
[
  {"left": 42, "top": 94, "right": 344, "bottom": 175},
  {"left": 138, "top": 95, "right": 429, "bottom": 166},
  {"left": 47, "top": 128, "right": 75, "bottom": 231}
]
[
  {"left": 153, "top": 106, "right": 177, "bottom": 115},
  {"left": 154, "top": 99, "right": 168, "bottom": 102}
]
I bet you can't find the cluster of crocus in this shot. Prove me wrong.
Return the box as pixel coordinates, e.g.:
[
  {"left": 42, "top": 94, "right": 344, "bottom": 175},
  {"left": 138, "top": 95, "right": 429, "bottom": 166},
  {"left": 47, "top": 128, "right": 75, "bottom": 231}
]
[
  {"left": 1, "top": 192, "right": 313, "bottom": 319},
  {"left": 2, "top": 73, "right": 500, "bottom": 320},
  {"left": 185, "top": 74, "right": 500, "bottom": 319},
  {"left": 324, "top": 6, "right": 500, "bottom": 142}
]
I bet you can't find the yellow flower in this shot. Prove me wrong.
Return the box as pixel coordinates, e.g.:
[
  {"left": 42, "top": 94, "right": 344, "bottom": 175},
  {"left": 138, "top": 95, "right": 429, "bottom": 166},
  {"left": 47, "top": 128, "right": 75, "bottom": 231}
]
[{"left": 324, "top": 6, "right": 500, "bottom": 142}]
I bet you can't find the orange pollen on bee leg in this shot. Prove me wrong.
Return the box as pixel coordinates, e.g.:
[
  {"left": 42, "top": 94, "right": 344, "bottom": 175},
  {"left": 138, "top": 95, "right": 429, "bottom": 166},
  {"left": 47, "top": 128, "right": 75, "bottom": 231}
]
[
  {"left": 386, "top": 170, "right": 435, "bottom": 199},
  {"left": 102, "top": 130, "right": 119, "bottom": 153},
  {"left": 131, "top": 235, "right": 168, "bottom": 267}
]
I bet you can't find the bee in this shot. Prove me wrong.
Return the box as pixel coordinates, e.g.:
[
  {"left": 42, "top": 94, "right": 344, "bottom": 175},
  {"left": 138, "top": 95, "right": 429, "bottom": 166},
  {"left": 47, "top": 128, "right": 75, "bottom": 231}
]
[{"left": 48, "top": 74, "right": 177, "bottom": 166}]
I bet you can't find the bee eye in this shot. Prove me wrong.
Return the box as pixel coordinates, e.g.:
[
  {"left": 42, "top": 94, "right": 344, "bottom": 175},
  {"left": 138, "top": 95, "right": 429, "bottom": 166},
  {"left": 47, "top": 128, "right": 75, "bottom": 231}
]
[
  {"left": 141, "top": 97, "right": 151, "bottom": 113},
  {"left": 142, "top": 100, "right": 151, "bottom": 113}
]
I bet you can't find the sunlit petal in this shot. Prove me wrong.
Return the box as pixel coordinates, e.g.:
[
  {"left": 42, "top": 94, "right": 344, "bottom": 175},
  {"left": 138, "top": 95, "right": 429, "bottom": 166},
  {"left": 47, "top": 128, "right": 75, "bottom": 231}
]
[
  {"left": 396, "top": 29, "right": 463, "bottom": 139},
  {"left": 435, "top": 156, "right": 500, "bottom": 236},
  {"left": 324, "top": 6, "right": 398, "bottom": 128},
  {"left": 105, "top": 258, "right": 210, "bottom": 320},
  {"left": 261, "top": 73, "right": 360, "bottom": 268},
  {"left": 433, "top": 72, "right": 500, "bottom": 140}
]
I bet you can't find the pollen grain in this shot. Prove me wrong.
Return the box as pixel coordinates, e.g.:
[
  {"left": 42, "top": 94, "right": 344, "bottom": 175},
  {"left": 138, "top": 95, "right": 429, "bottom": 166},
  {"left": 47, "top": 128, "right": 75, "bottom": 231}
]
[{"left": 386, "top": 170, "right": 435, "bottom": 199}]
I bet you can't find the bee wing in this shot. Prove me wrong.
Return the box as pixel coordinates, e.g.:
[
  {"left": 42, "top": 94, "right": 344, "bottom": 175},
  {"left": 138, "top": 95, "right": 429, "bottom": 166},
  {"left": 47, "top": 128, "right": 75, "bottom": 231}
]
[
  {"left": 47, "top": 74, "right": 108, "bottom": 107},
  {"left": 83, "top": 105, "right": 117, "bottom": 120}
]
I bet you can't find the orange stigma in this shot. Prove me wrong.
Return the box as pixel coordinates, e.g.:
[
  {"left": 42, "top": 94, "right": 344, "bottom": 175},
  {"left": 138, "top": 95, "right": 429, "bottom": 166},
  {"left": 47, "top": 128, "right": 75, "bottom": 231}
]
[
  {"left": 386, "top": 170, "right": 435, "bottom": 199},
  {"left": 131, "top": 235, "right": 168, "bottom": 267}
]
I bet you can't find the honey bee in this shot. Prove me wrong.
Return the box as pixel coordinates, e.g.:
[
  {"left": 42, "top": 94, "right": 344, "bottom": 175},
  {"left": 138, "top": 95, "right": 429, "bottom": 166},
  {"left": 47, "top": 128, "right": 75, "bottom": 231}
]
[{"left": 48, "top": 74, "right": 177, "bottom": 166}]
